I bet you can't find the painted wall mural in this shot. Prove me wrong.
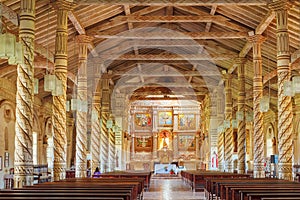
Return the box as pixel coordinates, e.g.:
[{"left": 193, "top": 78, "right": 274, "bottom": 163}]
[
  {"left": 178, "top": 113, "right": 196, "bottom": 130},
  {"left": 158, "top": 111, "right": 173, "bottom": 126},
  {"left": 178, "top": 135, "right": 196, "bottom": 151},
  {"left": 135, "top": 136, "right": 153, "bottom": 152},
  {"left": 134, "top": 113, "right": 152, "bottom": 129}
]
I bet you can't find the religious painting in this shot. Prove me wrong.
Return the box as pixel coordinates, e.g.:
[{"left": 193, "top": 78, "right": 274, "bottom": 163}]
[
  {"left": 135, "top": 136, "right": 153, "bottom": 152},
  {"left": 158, "top": 111, "right": 173, "bottom": 127},
  {"left": 178, "top": 135, "right": 196, "bottom": 151},
  {"left": 178, "top": 114, "right": 196, "bottom": 130},
  {"left": 158, "top": 130, "right": 171, "bottom": 150},
  {"left": 134, "top": 113, "right": 152, "bottom": 130}
]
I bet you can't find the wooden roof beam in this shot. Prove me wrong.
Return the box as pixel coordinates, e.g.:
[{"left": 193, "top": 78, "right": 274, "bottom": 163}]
[
  {"left": 95, "top": 53, "right": 236, "bottom": 61},
  {"left": 94, "top": 31, "right": 248, "bottom": 39},
  {"left": 68, "top": 11, "right": 98, "bottom": 56},
  {"left": 74, "top": 0, "right": 266, "bottom": 6}
]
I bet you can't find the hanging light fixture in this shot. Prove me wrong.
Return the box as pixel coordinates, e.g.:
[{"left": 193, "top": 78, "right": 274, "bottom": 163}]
[
  {"left": 232, "top": 119, "right": 237, "bottom": 128},
  {"left": 260, "top": 96, "right": 270, "bottom": 112},
  {"left": 223, "top": 120, "right": 230, "bottom": 128},
  {"left": 236, "top": 111, "right": 244, "bottom": 121},
  {"left": 0, "top": 3, "right": 24, "bottom": 65},
  {"left": 283, "top": 80, "right": 295, "bottom": 97},
  {"left": 246, "top": 111, "right": 253, "bottom": 122}
]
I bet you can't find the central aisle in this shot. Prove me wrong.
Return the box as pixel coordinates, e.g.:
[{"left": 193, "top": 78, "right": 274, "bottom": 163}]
[{"left": 143, "top": 178, "right": 206, "bottom": 200}]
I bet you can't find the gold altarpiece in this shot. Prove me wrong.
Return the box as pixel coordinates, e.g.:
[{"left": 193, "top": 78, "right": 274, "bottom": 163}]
[{"left": 128, "top": 103, "right": 201, "bottom": 171}]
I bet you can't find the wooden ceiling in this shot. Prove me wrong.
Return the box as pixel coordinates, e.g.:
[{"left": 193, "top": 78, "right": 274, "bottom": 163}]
[{"left": 1, "top": 0, "right": 300, "bottom": 109}]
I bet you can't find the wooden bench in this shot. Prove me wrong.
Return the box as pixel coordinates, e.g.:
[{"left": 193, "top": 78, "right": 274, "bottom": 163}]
[
  {"left": 246, "top": 192, "right": 300, "bottom": 200},
  {"left": 99, "top": 171, "right": 151, "bottom": 191},
  {"left": 20, "top": 178, "right": 143, "bottom": 200}
]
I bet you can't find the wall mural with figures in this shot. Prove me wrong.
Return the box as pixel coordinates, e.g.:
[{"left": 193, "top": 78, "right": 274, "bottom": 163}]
[{"left": 135, "top": 136, "right": 153, "bottom": 152}]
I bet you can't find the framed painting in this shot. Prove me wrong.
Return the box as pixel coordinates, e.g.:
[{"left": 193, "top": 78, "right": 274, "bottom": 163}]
[
  {"left": 158, "top": 111, "right": 173, "bottom": 127},
  {"left": 135, "top": 136, "right": 153, "bottom": 152},
  {"left": 134, "top": 113, "right": 152, "bottom": 130},
  {"left": 178, "top": 135, "right": 196, "bottom": 151},
  {"left": 178, "top": 114, "right": 196, "bottom": 130}
]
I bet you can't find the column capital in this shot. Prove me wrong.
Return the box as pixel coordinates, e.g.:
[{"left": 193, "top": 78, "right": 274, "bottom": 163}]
[
  {"left": 247, "top": 34, "right": 266, "bottom": 44},
  {"left": 76, "top": 34, "right": 93, "bottom": 44},
  {"left": 234, "top": 57, "right": 247, "bottom": 65},
  {"left": 51, "top": 0, "right": 76, "bottom": 11},
  {"left": 268, "top": 0, "right": 294, "bottom": 12}
]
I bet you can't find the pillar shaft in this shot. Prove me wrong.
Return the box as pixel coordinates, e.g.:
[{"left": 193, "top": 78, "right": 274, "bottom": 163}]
[
  {"left": 224, "top": 74, "right": 233, "bottom": 172},
  {"left": 100, "top": 77, "right": 110, "bottom": 172},
  {"left": 75, "top": 35, "right": 91, "bottom": 177},
  {"left": 236, "top": 58, "right": 247, "bottom": 174},
  {"left": 91, "top": 92, "right": 101, "bottom": 173},
  {"left": 218, "top": 132, "right": 224, "bottom": 171},
  {"left": 14, "top": 0, "right": 35, "bottom": 188},
  {"left": 52, "top": 0, "right": 73, "bottom": 181},
  {"left": 269, "top": 0, "right": 293, "bottom": 180},
  {"left": 249, "top": 34, "right": 266, "bottom": 178}
]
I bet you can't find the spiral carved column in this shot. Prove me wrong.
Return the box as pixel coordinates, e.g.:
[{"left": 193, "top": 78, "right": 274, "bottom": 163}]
[
  {"left": 75, "top": 35, "right": 91, "bottom": 178},
  {"left": 269, "top": 1, "right": 293, "bottom": 180},
  {"left": 218, "top": 132, "right": 224, "bottom": 171},
  {"left": 249, "top": 34, "right": 266, "bottom": 178},
  {"left": 224, "top": 74, "right": 233, "bottom": 173},
  {"left": 100, "top": 77, "right": 110, "bottom": 172},
  {"left": 91, "top": 93, "right": 101, "bottom": 173},
  {"left": 236, "top": 58, "right": 247, "bottom": 174},
  {"left": 108, "top": 119, "right": 116, "bottom": 171},
  {"left": 14, "top": 0, "right": 35, "bottom": 188},
  {"left": 51, "top": 1, "right": 74, "bottom": 181}
]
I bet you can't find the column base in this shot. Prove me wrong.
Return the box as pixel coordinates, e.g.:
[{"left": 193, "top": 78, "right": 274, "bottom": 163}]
[
  {"left": 253, "top": 163, "right": 265, "bottom": 178},
  {"left": 278, "top": 162, "right": 292, "bottom": 180}
]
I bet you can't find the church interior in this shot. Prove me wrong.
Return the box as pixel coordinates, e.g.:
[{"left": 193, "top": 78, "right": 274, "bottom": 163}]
[{"left": 1, "top": 0, "right": 300, "bottom": 199}]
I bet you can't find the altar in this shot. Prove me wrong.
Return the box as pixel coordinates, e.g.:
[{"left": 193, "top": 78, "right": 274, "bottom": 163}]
[{"left": 154, "top": 164, "right": 177, "bottom": 174}]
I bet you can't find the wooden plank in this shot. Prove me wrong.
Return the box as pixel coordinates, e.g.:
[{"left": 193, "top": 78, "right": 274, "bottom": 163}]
[
  {"left": 74, "top": 0, "right": 266, "bottom": 6},
  {"left": 94, "top": 31, "right": 248, "bottom": 39}
]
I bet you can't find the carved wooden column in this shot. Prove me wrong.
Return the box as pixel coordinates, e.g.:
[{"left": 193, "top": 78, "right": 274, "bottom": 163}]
[
  {"left": 217, "top": 86, "right": 225, "bottom": 171},
  {"left": 91, "top": 91, "right": 101, "bottom": 173},
  {"left": 14, "top": 0, "right": 35, "bottom": 188},
  {"left": 218, "top": 132, "right": 225, "bottom": 171},
  {"left": 108, "top": 116, "right": 116, "bottom": 171},
  {"left": 224, "top": 74, "right": 233, "bottom": 172},
  {"left": 52, "top": 0, "right": 73, "bottom": 181},
  {"left": 249, "top": 34, "right": 266, "bottom": 178},
  {"left": 153, "top": 132, "right": 158, "bottom": 159},
  {"left": 75, "top": 35, "right": 91, "bottom": 177},
  {"left": 236, "top": 57, "right": 247, "bottom": 174},
  {"left": 100, "top": 77, "right": 110, "bottom": 172},
  {"left": 66, "top": 118, "right": 74, "bottom": 169},
  {"left": 269, "top": 0, "right": 293, "bottom": 180}
]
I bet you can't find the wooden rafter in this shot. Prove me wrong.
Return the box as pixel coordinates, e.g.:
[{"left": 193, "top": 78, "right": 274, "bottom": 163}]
[
  {"left": 94, "top": 31, "right": 248, "bottom": 39},
  {"left": 74, "top": 0, "right": 266, "bottom": 6}
]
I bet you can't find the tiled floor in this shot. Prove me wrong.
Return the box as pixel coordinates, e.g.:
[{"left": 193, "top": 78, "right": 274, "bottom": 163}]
[{"left": 143, "top": 177, "right": 206, "bottom": 200}]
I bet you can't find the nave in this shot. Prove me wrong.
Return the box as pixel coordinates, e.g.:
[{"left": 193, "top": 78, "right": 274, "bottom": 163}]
[{"left": 144, "top": 178, "right": 205, "bottom": 200}]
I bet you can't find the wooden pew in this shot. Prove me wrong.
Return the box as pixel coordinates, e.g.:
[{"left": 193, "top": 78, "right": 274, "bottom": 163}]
[
  {"left": 61, "top": 177, "right": 144, "bottom": 199},
  {"left": 22, "top": 178, "right": 142, "bottom": 200},
  {"left": 27, "top": 181, "right": 139, "bottom": 200},
  {"left": 99, "top": 171, "right": 151, "bottom": 191},
  {"left": 246, "top": 192, "right": 300, "bottom": 200}
]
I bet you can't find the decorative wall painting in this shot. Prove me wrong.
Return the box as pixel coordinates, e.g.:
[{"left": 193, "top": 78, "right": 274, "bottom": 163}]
[
  {"left": 178, "top": 114, "right": 196, "bottom": 130},
  {"left": 135, "top": 136, "right": 153, "bottom": 152},
  {"left": 134, "top": 113, "right": 152, "bottom": 129},
  {"left": 178, "top": 135, "right": 196, "bottom": 151},
  {"left": 158, "top": 111, "right": 172, "bottom": 126}
]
